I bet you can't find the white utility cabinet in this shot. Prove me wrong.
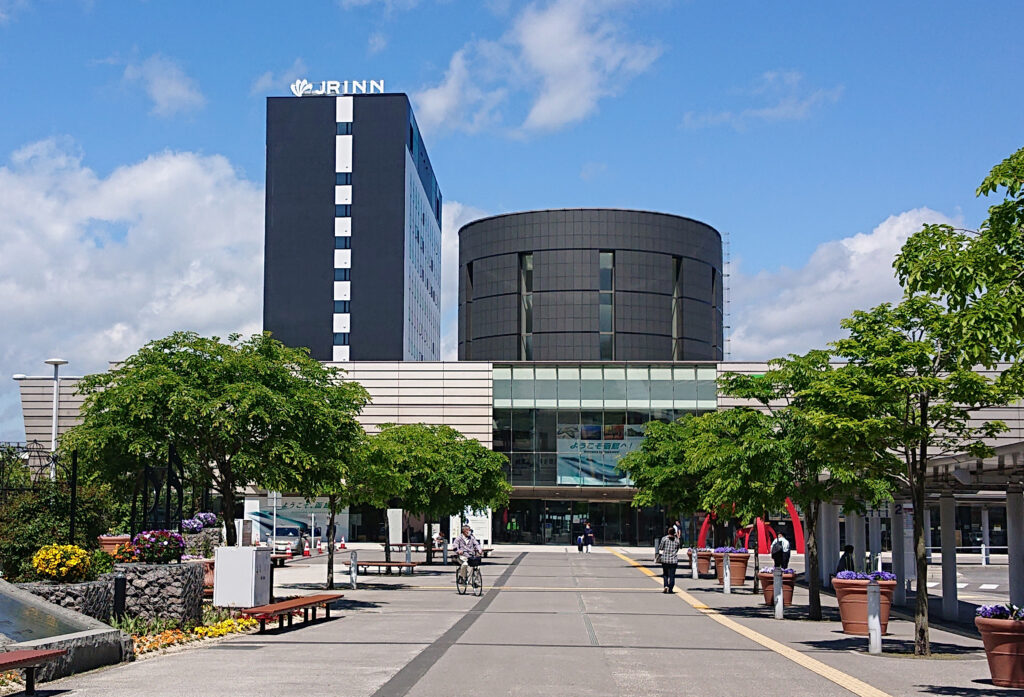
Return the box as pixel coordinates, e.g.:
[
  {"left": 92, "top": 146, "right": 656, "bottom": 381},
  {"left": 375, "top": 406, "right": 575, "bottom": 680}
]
[{"left": 213, "top": 546, "right": 270, "bottom": 608}]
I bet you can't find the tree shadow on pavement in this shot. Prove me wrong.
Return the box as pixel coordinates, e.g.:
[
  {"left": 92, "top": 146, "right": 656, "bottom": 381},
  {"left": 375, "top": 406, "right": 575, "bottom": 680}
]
[
  {"left": 711, "top": 603, "right": 842, "bottom": 623},
  {"left": 915, "top": 682, "right": 1022, "bottom": 696},
  {"left": 799, "top": 636, "right": 984, "bottom": 657}
]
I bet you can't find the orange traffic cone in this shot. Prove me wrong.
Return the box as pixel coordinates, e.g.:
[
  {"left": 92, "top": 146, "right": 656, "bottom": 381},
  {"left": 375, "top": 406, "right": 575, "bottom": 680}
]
[
  {"left": 317, "top": 540, "right": 324, "bottom": 554},
  {"left": 303, "top": 541, "right": 311, "bottom": 557},
  {"left": 339, "top": 537, "right": 346, "bottom": 550},
  {"left": 286, "top": 548, "right": 293, "bottom": 560}
]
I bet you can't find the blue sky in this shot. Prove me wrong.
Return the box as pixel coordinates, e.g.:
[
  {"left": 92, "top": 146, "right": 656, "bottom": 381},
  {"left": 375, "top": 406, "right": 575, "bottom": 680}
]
[{"left": 1, "top": 0, "right": 1022, "bottom": 440}]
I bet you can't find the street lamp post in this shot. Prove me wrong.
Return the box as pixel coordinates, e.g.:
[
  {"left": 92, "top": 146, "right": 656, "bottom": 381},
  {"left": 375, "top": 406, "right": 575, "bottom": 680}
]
[{"left": 44, "top": 359, "right": 68, "bottom": 480}]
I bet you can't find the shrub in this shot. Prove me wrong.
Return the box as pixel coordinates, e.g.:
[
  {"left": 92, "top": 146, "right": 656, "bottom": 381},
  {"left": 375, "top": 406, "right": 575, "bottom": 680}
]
[
  {"left": 112, "top": 542, "right": 137, "bottom": 562},
  {"left": 32, "top": 544, "right": 92, "bottom": 583},
  {"left": 0, "top": 482, "right": 119, "bottom": 580},
  {"left": 91, "top": 549, "right": 114, "bottom": 575},
  {"left": 131, "top": 530, "right": 185, "bottom": 563}
]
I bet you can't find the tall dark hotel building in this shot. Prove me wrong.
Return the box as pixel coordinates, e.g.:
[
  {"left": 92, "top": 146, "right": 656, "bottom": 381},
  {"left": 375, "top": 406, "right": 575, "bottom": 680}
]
[{"left": 264, "top": 93, "right": 442, "bottom": 361}]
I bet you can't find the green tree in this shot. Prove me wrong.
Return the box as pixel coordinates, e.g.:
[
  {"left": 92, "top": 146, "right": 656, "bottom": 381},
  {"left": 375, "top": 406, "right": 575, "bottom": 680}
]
[
  {"left": 894, "top": 147, "right": 1024, "bottom": 368},
  {"left": 824, "top": 295, "right": 1021, "bottom": 654},
  {"left": 616, "top": 416, "right": 705, "bottom": 518},
  {"left": 365, "top": 424, "right": 512, "bottom": 564},
  {"left": 719, "top": 352, "right": 895, "bottom": 619},
  {"left": 62, "top": 331, "right": 365, "bottom": 545},
  {"left": 258, "top": 378, "right": 371, "bottom": 589}
]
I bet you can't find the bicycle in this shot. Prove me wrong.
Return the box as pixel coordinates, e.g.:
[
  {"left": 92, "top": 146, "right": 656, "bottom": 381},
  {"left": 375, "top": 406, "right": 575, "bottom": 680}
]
[{"left": 456, "top": 555, "right": 483, "bottom": 596}]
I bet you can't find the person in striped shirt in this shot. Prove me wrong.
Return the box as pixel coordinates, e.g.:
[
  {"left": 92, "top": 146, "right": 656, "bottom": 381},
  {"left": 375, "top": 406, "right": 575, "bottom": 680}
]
[{"left": 657, "top": 526, "right": 681, "bottom": 593}]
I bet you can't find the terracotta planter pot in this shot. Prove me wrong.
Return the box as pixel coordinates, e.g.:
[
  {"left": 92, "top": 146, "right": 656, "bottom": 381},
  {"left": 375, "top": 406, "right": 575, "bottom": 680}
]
[
  {"left": 187, "top": 558, "right": 216, "bottom": 597},
  {"left": 712, "top": 552, "right": 749, "bottom": 586},
  {"left": 691, "top": 550, "right": 712, "bottom": 575},
  {"left": 758, "top": 572, "right": 795, "bottom": 607},
  {"left": 833, "top": 578, "right": 896, "bottom": 636},
  {"left": 97, "top": 535, "right": 130, "bottom": 554},
  {"left": 975, "top": 617, "right": 1024, "bottom": 688}
]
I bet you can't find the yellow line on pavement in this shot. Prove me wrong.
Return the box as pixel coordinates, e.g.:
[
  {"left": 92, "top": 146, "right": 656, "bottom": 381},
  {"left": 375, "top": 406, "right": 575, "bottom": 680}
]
[
  {"left": 609, "top": 548, "right": 894, "bottom": 697},
  {"left": 406, "top": 586, "right": 659, "bottom": 591}
]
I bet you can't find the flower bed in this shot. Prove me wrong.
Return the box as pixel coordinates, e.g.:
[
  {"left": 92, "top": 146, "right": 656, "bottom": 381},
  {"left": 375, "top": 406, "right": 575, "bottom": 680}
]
[
  {"left": 132, "top": 618, "right": 258, "bottom": 656},
  {"left": 114, "top": 562, "right": 204, "bottom": 625},
  {"left": 833, "top": 571, "right": 898, "bottom": 636},
  {"left": 757, "top": 567, "right": 796, "bottom": 607},
  {"left": 132, "top": 530, "right": 186, "bottom": 563},
  {"left": 32, "top": 544, "right": 91, "bottom": 583},
  {"left": 712, "top": 547, "right": 749, "bottom": 586},
  {"left": 975, "top": 604, "right": 1024, "bottom": 688}
]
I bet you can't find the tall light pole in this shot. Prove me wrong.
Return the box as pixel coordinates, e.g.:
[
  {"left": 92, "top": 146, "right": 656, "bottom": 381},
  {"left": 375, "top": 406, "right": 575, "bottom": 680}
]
[{"left": 44, "top": 359, "right": 68, "bottom": 480}]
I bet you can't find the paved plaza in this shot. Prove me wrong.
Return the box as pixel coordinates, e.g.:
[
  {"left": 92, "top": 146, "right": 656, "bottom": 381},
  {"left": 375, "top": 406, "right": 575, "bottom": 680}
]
[{"left": 46, "top": 547, "right": 1006, "bottom": 697}]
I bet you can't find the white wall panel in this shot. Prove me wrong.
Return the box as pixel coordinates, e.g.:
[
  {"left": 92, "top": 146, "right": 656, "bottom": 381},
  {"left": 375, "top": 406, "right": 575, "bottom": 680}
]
[
  {"left": 333, "top": 313, "right": 351, "bottom": 333},
  {"left": 335, "top": 136, "right": 352, "bottom": 173},
  {"left": 335, "top": 96, "right": 353, "bottom": 122},
  {"left": 332, "top": 346, "right": 350, "bottom": 362},
  {"left": 335, "top": 185, "right": 352, "bottom": 205},
  {"left": 333, "top": 281, "right": 351, "bottom": 300},
  {"left": 334, "top": 249, "right": 351, "bottom": 268},
  {"left": 334, "top": 218, "right": 351, "bottom": 236}
]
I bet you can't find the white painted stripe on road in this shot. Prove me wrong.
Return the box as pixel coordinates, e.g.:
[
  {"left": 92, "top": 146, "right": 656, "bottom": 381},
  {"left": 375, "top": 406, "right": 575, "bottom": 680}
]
[
  {"left": 979, "top": 584, "right": 999, "bottom": 590},
  {"left": 926, "top": 582, "right": 938, "bottom": 588},
  {"left": 956, "top": 583, "right": 968, "bottom": 589}
]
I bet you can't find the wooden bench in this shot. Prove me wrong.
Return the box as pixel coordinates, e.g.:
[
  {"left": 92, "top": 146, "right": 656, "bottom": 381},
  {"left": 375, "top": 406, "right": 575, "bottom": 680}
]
[
  {"left": 270, "top": 554, "right": 288, "bottom": 568},
  {"left": 0, "top": 649, "right": 67, "bottom": 695},
  {"left": 241, "top": 593, "right": 343, "bottom": 633},
  {"left": 345, "top": 560, "right": 419, "bottom": 575}
]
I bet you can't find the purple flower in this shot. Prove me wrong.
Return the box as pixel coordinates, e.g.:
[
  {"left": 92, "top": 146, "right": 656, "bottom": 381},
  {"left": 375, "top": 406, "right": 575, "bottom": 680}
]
[
  {"left": 760, "top": 567, "right": 796, "bottom": 574},
  {"left": 713, "top": 546, "right": 748, "bottom": 554},
  {"left": 835, "top": 570, "right": 864, "bottom": 580},
  {"left": 181, "top": 518, "right": 203, "bottom": 534},
  {"left": 196, "top": 512, "right": 218, "bottom": 528},
  {"left": 869, "top": 571, "right": 897, "bottom": 582},
  {"left": 977, "top": 604, "right": 1024, "bottom": 620}
]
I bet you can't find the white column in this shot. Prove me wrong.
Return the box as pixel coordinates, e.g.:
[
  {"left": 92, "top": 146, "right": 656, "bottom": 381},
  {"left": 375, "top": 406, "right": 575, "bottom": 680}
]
[
  {"left": 868, "top": 513, "right": 883, "bottom": 571},
  {"left": 1008, "top": 485, "right": 1024, "bottom": 607},
  {"left": 826, "top": 504, "right": 840, "bottom": 585},
  {"left": 940, "top": 492, "right": 958, "bottom": 621},
  {"left": 893, "top": 505, "right": 906, "bottom": 606},
  {"left": 817, "top": 503, "right": 837, "bottom": 587},
  {"left": 981, "top": 506, "right": 991, "bottom": 566},
  {"left": 924, "top": 507, "right": 933, "bottom": 563},
  {"left": 848, "top": 511, "right": 866, "bottom": 572}
]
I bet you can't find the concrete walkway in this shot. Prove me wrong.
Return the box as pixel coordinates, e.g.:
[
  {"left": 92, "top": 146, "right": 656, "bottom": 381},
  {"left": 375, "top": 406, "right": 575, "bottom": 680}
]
[{"left": 46, "top": 547, "right": 1004, "bottom": 697}]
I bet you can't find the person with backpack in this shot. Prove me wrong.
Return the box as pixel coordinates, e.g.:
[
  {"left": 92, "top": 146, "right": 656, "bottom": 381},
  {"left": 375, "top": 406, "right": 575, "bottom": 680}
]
[{"left": 771, "top": 532, "right": 791, "bottom": 568}]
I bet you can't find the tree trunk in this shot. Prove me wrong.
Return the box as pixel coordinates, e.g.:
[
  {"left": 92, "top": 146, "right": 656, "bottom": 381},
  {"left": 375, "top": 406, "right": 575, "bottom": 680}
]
[
  {"left": 326, "top": 494, "right": 337, "bottom": 590},
  {"left": 426, "top": 518, "right": 434, "bottom": 564},
  {"left": 805, "top": 500, "right": 822, "bottom": 621},
  {"left": 384, "top": 513, "right": 392, "bottom": 574},
  {"left": 222, "top": 485, "right": 237, "bottom": 546},
  {"left": 912, "top": 457, "right": 931, "bottom": 655}
]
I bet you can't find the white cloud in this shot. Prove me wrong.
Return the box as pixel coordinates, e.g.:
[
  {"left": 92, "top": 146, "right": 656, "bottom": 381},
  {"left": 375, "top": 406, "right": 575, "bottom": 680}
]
[
  {"left": 413, "top": 0, "right": 660, "bottom": 136},
  {"left": 367, "top": 32, "right": 388, "bottom": 54},
  {"left": 440, "top": 201, "right": 488, "bottom": 360},
  {"left": 250, "top": 58, "right": 308, "bottom": 97},
  {"left": 727, "top": 208, "right": 958, "bottom": 361},
  {"left": 0, "top": 139, "right": 263, "bottom": 440},
  {"left": 683, "top": 70, "right": 842, "bottom": 131},
  {"left": 123, "top": 54, "right": 205, "bottom": 117}
]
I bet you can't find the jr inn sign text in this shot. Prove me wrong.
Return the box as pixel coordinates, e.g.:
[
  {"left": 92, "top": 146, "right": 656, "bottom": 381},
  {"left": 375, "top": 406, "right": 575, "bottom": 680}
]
[{"left": 290, "top": 79, "right": 385, "bottom": 96}]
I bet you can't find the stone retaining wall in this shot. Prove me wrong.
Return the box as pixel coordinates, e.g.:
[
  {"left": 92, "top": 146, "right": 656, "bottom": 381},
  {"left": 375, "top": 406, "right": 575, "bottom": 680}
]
[
  {"left": 184, "top": 528, "right": 222, "bottom": 557},
  {"left": 114, "top": 562, "right": 203, "bottom": 625},
  {"left": 17, "top": 577, "right": 115, "bottom": 622}
]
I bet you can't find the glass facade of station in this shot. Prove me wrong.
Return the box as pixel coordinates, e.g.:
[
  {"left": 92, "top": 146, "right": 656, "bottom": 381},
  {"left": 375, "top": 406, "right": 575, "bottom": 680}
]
[{"left": 491, "top": 364, "right": 718, "bottom": 487}]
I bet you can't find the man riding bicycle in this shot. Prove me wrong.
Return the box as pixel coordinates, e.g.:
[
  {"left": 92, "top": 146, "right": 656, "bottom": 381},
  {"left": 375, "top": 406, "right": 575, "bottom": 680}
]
[{"left": 452, "top": 524, "right": 482, "bottom": 582}]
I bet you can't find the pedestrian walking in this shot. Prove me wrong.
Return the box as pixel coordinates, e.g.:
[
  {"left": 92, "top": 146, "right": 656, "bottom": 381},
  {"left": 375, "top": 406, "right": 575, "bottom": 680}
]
[
  {"left": 583, "top": 522, "right": 595, "bottom": 553},
  {"left": 770, "top": 532, "right": 791, "bottom": 568},
  {"left": 656, "top": 526, "right": 680, "bottom": 593}
]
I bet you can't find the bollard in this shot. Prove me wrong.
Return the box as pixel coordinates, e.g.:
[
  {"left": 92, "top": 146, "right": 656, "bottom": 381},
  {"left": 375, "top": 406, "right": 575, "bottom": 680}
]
[
  {"left": 406, "top": 546, "right": 412, "bottom": 565},
  {"left": 773, "top": 567, "right": 784, "bottom": 620},
  {"left": 113, "top": 573, "right": 127, "bottom": 621},
  {"left": 982, "top": 543, "right": 990, "bottom": 566},
  {"left": 349, "top": 550, "right": 358, "bottom": 590},
  {"left": 691, "top": 548, "right": 698, "bottom": 580},
  {"left": 867, "top": 579, "right": 882, "bottom": 654},
  {"left": 723, "top": 553, "right": 731, "bottom": 594},
  {"left": 442, "top": 544, "right": 449, "bottom": 566}
]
